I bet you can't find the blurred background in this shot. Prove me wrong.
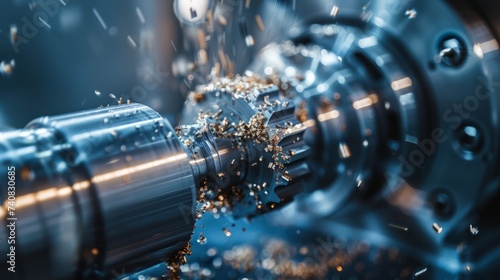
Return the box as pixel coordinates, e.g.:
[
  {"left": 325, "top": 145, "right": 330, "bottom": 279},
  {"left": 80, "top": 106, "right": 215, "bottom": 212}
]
[
  {"left": 0, "top": 0, "right": 302, "bottom": 128},
  {"left": 0, "top": 0, "right": 184, "bottom": 128},
  {"left": 0, "top": 0, "right": 345, "bottom": 125}
]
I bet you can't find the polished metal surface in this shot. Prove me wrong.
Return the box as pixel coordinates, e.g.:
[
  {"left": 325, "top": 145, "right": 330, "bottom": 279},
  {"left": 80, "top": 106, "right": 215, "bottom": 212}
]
[{"left": 0, "top": 104, "right": 196, "bottom": 279}]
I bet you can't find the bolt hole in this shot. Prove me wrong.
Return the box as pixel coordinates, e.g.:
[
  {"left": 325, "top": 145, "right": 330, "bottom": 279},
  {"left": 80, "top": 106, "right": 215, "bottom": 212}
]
[
  {"left": 429, "top": 191, "right": 454, "bottom": 218},
  {"left": 454, "top": 122, "right": 484, "bottom": 160},
  {"left": 437, "top": 36, "right": 467, "bottom": 67}
]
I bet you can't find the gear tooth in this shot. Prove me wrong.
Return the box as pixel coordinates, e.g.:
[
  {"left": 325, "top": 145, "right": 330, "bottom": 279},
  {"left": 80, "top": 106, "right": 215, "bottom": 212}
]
[
  {"left": 285, "top": 161, "right": 310, "bottom": 180},
  {"left": 265, "top": 189, "right": 282, "bottom": 204},
  {"left": 274, "top": 181, "right": 307, "bottom": 205},
  {"left": 279, "top": 127, "right": 306, "bottom": 143},
  {"left": 254, "top": 85, "right": 280, "bottom": 101},
  {"left": 180, "top": 75, "right": 311, "bottom": 218},
  {"left": 277, "top": 128, "right": 310, "bottom": 163},
  {"left": 280, "top": 145, "right": 311, "bottom": 164},
  {"left": 276, "top": 162, "right": 310, "bottom": 186},
  {"left": 259, "top": 89, "right": 311, "bottom": 211},
  {"left": 268, "top": 107, "right": 296, "bottom": 124}
]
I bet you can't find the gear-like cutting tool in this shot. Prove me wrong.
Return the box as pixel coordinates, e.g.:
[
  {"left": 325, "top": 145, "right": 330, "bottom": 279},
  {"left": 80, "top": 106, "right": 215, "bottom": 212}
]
[{"left": 178, "top": 75, "right": 310, "bottom": 218}]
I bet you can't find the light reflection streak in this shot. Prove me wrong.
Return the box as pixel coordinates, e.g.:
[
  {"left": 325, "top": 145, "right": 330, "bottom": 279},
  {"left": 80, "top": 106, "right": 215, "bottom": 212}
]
[{"left": 1, "top": 153, "right": 187, "bottom": 217}]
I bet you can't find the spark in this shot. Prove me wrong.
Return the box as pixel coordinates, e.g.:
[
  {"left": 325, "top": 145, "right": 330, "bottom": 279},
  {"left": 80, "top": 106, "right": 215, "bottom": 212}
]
[
  {"left": 127, "top": 35, "right": 137, "bottom": 49},
  {"left": 93, "top": 8, "right": 107, "bottom": 30},
  {"left": 245, "top": 35, "right": 255, "bottom": 46},
  {"left": 59, "top": 0, "right": 66, "bottom": 6},
  {"left": 355, "top": 176, "right": 363, "bottom": 187},
  {"left": 470, "top": 225, "right": 479, "bottom": 235},
  {"left": 330, "top": 5, "right": 339, "bottom": 17},
  {"left": 0, "top": 60, "right": 15, "bottom": 77},
  {"left": 95, "top": 90, "right": 101, "bottom": 96},
  {"left": 414, "top": 267, "right": 427, "bottom": 277},
  {"left": 197, "top": 233, "right": 207, "bottom": 244},
  {"left": 136, "top": 7, "right": 146, "bottom": 24},
  {"left": 405, "top": 9, "right": 417, "bottom": 19},
  {"left": 9, "top": 24, "right": 18, "bottom": 44},
  {"left": 389, "top": 224, "right": 408, "bottom": 231},
  {"left": 38, "top": 17, "right": 51, "bottom": 29},
  {"left": 171, "top": 40, "right": 178, "bottom": 52},
  {"left": 339, "top": 143, "right": 351, "bottom": 159}
]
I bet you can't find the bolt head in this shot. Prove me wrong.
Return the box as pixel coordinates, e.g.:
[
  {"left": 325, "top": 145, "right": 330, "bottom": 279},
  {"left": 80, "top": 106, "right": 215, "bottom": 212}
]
[{"left": 438, "top": 37, "right": 466, "bottom": 67}]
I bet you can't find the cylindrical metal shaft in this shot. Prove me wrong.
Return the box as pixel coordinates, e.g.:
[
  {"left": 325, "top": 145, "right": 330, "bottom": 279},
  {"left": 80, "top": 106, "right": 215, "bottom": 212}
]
[{"left": 0, "top": 104, "right": 196, "bottom": 279}]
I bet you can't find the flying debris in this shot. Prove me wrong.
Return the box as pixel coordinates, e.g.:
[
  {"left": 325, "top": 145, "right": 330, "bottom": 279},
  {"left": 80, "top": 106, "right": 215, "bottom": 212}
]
[{"left": 0, "top": 60, "right": 15, "bottom": 77}]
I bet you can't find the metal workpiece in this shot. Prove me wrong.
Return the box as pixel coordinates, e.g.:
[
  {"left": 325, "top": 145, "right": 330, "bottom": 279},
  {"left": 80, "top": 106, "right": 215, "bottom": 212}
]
[
  {"left": 0, "top": 104, "right": 196, "bottom": 279},
  {"left": 0, "top": 88, "right": 311, "bottom": 279},
  {"left": 179, "top": 76, "right": 311, "bottom": 218},
  {"left": 0, "top": 82, "right": 313, "bottom": 279}
]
